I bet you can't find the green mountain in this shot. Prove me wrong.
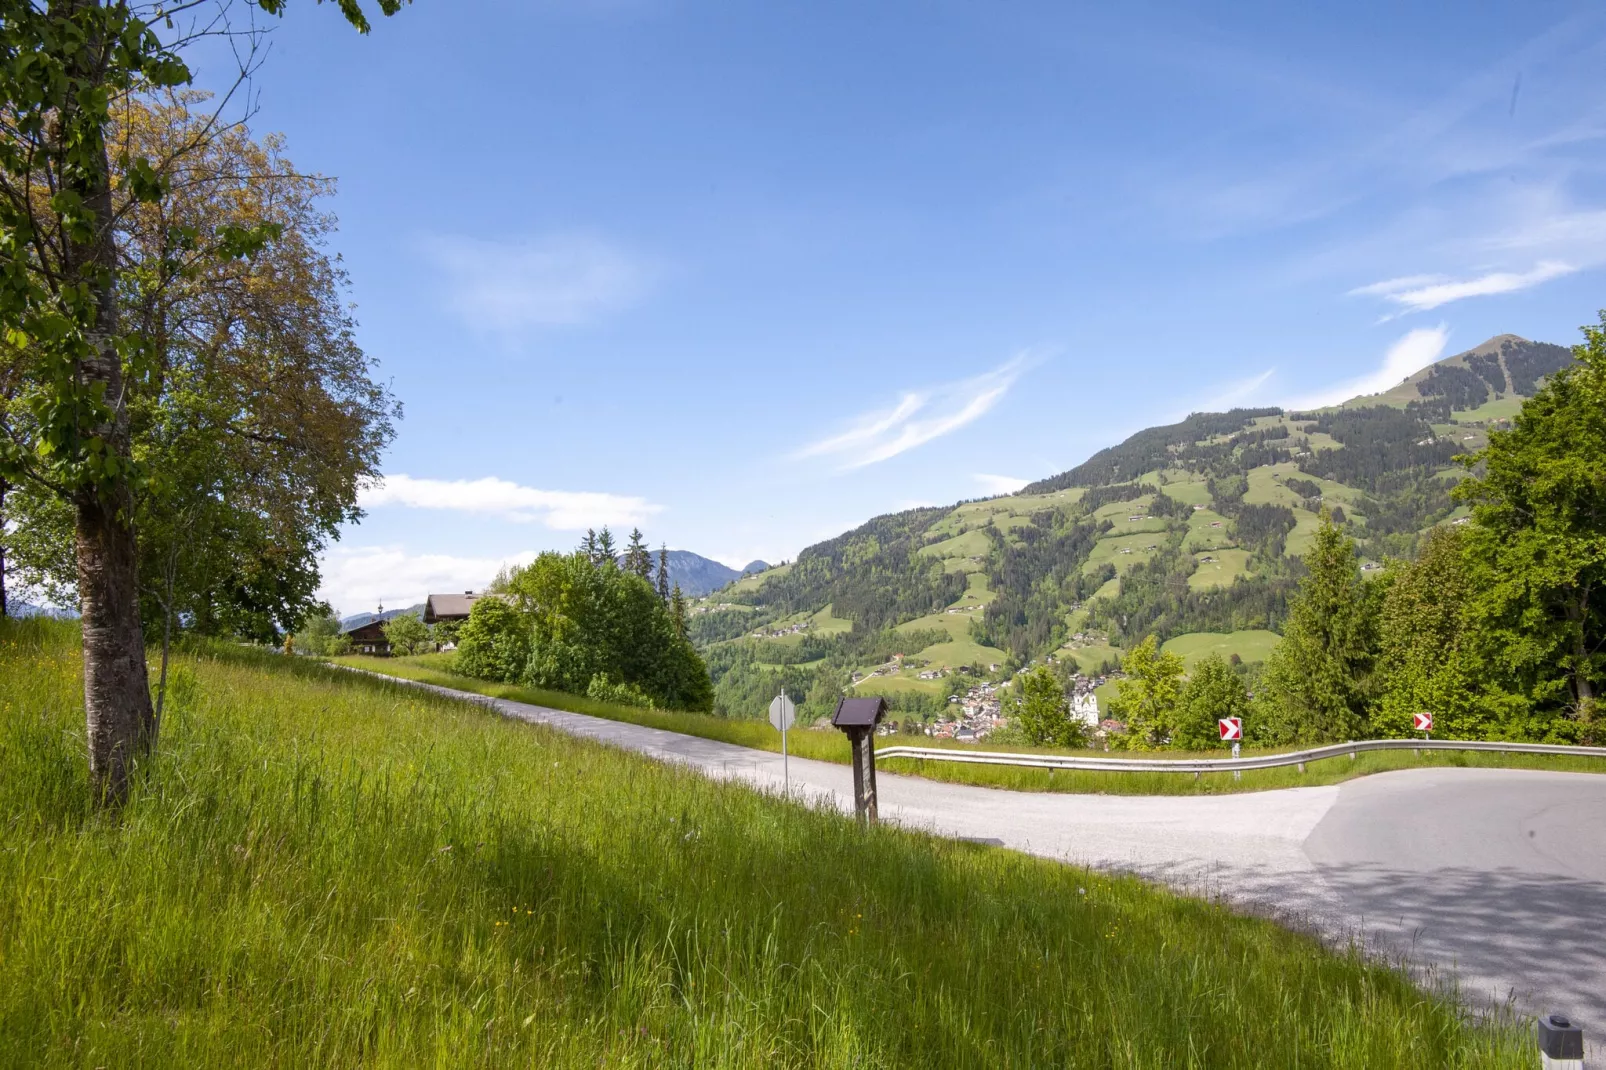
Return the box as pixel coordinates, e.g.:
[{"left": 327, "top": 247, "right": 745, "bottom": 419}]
[{"left": 693, "top": 335, "right": 1575, "bottom": 719}]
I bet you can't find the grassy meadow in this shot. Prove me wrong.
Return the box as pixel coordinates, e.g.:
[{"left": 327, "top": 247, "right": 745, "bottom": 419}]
[
  {"left": 0, "top": 618, "right": 1538, "bottom": 1067},
  {"left": 336, "top": 654, "right": 1606, "bottom": 798}
]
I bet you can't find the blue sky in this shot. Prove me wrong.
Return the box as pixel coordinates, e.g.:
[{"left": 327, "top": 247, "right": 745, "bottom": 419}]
[{"left": 217, "top": 0, "right": 1606, "bottom": 614}]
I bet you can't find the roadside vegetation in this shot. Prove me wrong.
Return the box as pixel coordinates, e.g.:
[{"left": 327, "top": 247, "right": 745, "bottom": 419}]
[
  {"left": 338, "top": 653, "right": 1606, "bottom": 797},
  {"left": 0, "top": 619, "right": 1534, "bottom": 1066}
]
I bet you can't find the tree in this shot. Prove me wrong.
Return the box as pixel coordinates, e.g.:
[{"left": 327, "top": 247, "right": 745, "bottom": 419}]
[
  {"left": 292, "top": 609, "right": 343, "bottom": 656},
  {"left": 1007, "top": 664, "right": 1084, "bottom": 747},
  {"left": 671, "top": 582, "right": 687, "bottom": 639},
  {"left": 623, "top": 528, "right": 652, "bottom": 579},
  {"left": 1107, "top": 635, "right": 1184, "bottom": 749},
  {"left": 1453, "top": 313, "right": 1606, "bottom": 742},
  {"left": 0, "top": 0, "right": 404, "bottom": 801},
  {"left": 1253, "top": 515, "right": 1382, "bottom": 743},
  {"left": 456, "top": 553, "right": 714, "bottom": 711},
  {"left": 1172, "top": 654, "right": 1248, "bottom": 750},
  {"left": 657, "top": 544, "right": 671, "bottom": 602},
  {"left": 595, "top": 526, "right": 616, "bottom": 567},
  {"left": 381, "top": 612, "right": 430, "bottom": 657},
  {"left": 580, "top": 529, "right": 599, "bottom": 562}
]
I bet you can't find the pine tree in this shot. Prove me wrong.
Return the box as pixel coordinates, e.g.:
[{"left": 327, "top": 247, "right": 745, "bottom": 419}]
[
  {"left": 657, "top": 545, "right": 671, "bottom": 603},
  {"left": 671, "top": 582, "right": 687, "bottom": 638},
  {"left": 1254, "top": 514, "right": 1381, "bottom": 743},
  {"left": 595, "top": 527, "right": 617, "bottom": 567},
  {"left": 623, "top": 528, "right": 652, "bottom": 579}
]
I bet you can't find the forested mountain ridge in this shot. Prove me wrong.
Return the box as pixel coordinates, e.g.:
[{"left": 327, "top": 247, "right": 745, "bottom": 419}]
[{"left": 692, "top": 335, "right": 1578, "bottom": 721}]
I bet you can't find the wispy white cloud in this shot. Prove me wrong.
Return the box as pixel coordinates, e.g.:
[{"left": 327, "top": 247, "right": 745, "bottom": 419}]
[
  {"left": 1284, "top": 326, "right": 1449, "bottom": 410},
  {"left": 1351, "top": 260, "right": 1574, "bottom": 314},
  {"left": 426, "top": 233, "right": 652, "bottom": 330},
  {"left": 795, "top": 356, "right": 1030, "bottom": 470},
  {"left": 1198, "top": 369, "right": 1276, "bottom": 412},
  {"left": 359, "top": 474, "right": 661, "bottom": 530},
  {"left": 973, "top": 473, "right": 1029, "bottom": 496},
  {"left": 317, "top": 545, "right": 539, "bottom": 618}
]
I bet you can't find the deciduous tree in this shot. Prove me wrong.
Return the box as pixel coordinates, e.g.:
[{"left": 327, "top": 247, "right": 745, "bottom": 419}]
[
  {"left": 1454, "top": 313, "right": 1606, "bottom": 741},
  {"left": 0, "top": 0, "right": 405, "bottom": 801},
  {"left": 1108, "top": 635, "right": 1184, "bottom": 749},
  {"left": 1172, "top": 653, "right": 1247, "bottom": 750}
]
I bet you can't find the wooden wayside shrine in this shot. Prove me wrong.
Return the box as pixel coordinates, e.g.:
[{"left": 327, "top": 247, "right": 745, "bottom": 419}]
[{"left": 831, "top": 697, "right": 888, "bottom": 823}]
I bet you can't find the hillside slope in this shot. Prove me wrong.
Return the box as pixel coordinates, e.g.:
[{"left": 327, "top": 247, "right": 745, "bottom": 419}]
[
  {"left": 693, "top": 335, "right": 1575, "bottom": 720},
  {"left": 0, "top": 619, "right": 1530, "bottom": 1066}
]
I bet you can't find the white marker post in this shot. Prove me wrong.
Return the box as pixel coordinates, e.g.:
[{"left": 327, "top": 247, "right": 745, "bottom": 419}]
[
  {"left": 1219, "top": 716, "right": 1243, "bottom": 780},
  {"left": 769, "top": 689, "right": 797, "bottom": 795}
]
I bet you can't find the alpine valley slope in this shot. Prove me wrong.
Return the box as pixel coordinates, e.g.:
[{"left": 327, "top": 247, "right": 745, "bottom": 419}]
[{"left": 693, "top": 335, "right": 1576, "bottom": 722}]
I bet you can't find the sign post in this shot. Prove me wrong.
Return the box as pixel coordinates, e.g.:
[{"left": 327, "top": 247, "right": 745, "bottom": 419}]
[
  {"left": 1220, "top": 717, "right": 1243, "bottom": 780},
  {"left": 769, "top": 690, "right": 797, "bottom": 794},
  {"left": 1413, "top": 711, "right": 1433, "bottom": 740}
]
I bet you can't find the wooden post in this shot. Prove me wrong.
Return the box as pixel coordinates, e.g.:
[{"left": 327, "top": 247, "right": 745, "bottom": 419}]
[{"left": 848, "top": 726, "right": 879, "bottom": 823}]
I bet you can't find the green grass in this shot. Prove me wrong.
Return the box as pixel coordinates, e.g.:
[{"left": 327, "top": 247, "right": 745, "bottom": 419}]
[
  {"left": 1454, "top": 394, "right": 1525, "bottom": 423},
  {"left": 1188, "top": 548, "right": 1252, "bottom": 591},
  {"left": 0, "top": 619, "right": 1556, "bottom": 1067},
  {"left": 1163, "top": 630, "right": 1282, "bottom": 667},
  {"left": 1084, "top": 532, "right": 1164, "bottom": 575}
]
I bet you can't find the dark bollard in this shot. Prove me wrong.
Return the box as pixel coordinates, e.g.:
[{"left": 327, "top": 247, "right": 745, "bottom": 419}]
[{"left": 1537, "top": 1013, "right": 1584, "bottom": 1069}]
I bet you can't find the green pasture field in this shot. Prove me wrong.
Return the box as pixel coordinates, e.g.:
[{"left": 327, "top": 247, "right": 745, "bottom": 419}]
[
  {"left": 1183, "top": 508, "right": 1235, "bottom": 551},
  {"left": 1284, "top": 507, "right": 1324, "bottom": 558},
  {"left": 1188, "top": 548, "right": 1252, "bottom": 591},
  {"left": 1454, "top": 394, "right": 1525, "bottom": 423},
  {"left": 918, "top": 527, "right": 990, "bottom": 560},
  {"left": 1062, "top": 640, "right": 1122, "bottom": 675},
  {"left": 1083, "top": 532, "right": 1164, "bottom": 576},
  {"left": 8, "top": 619, "right": 1546, "bottom": 1066},
  {"left": 1162, "top": 630, "right": 1282, "bottom": 667},
  {"left": 905, "top": 638, "right": 1007, "bottom": 672}
]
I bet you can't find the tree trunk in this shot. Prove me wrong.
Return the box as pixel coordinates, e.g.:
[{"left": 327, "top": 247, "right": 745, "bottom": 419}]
[
  {"left": 0, "top": 478, "right": 8, "bottom": 619},
  {"left": 59, "top": 0, "right": 154, "bottom": 802}
]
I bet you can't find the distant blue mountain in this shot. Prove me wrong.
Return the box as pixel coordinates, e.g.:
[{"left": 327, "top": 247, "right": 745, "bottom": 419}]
[
  {"left": 652, "top": 551, "right": 742, "bottom": 598},
  {"left": 339, "top": 603, "right": 426, "bottom": 632},
  {"left": 741, "top": 560, "right": 771, "bottom": 576}
]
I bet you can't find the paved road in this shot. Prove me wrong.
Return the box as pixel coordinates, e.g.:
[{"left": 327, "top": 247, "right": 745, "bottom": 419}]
[{"left": 390, "top": 675, "right": 1606, "bottom": 1041}]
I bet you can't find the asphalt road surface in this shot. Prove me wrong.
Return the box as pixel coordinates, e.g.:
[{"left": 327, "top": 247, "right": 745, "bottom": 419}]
[{"left": 387, "top": 675, "right": 1606, "bottom": 1042}]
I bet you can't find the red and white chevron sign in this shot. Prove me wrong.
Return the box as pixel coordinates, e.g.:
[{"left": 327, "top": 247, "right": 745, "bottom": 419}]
[
  {"left": 1413, "top": 711, "right": 1433, "bottom": 732},
  {"left": 1218, "top": 717, "right": 1242, "bottom": 741}
]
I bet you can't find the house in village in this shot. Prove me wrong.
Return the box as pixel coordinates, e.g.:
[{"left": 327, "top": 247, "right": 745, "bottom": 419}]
[
  {"left": 343, "top": 617, "right": 391, "bottom": 655},
  {"left": 424, "top": 591, "right": 483, "bottom": 625}
]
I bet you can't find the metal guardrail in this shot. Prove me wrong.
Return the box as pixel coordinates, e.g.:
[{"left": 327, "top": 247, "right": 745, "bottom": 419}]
[{"left": 876, "top": 737, "right": 1606, "bottom": 774}]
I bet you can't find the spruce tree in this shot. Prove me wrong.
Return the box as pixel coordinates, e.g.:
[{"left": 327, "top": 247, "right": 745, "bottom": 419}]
[
  {"left": 1254, "top": 514, "right": 1381, "bottom": 743},
  {"left": 623, "top": 528, "right": 652, "bottom": 579},
  {"left": 595, "top": 526, "right": 617, "bottom": 567},
  {"left": 580, "top": 528, "right": 599, "bottom": 562},
  {"left": 657, "top": 545, "right": 672, "bottom": 602},
  {"left": 671, "top": 582, "right": 687, "bottom": 638}
]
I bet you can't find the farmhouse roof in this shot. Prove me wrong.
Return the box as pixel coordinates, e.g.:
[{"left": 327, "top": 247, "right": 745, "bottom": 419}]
[
  {"left": 832, "top": 697, "right": 889, "bottom": 728},
  {"left": 424, "top": 591, "right": 483, "bottom": 623}
]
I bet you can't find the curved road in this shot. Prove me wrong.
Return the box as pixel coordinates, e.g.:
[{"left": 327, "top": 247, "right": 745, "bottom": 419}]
[{"left": 394, "top": 675, "right": 1606, "bottom": 1039}]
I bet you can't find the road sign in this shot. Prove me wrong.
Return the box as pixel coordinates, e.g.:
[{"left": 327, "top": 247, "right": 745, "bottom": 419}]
[
  {"left": 770, "top": 691, "right": 796, "bottom": 794},
  {"left": 1413, "top": 711, "right": 1433, "bottom": 733},
  {"left": 1219, "top": 716, "right": 1243, "bottom": 741},
  {"left": 769, "top": 694, "right": 796, "bottom": 732}
]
